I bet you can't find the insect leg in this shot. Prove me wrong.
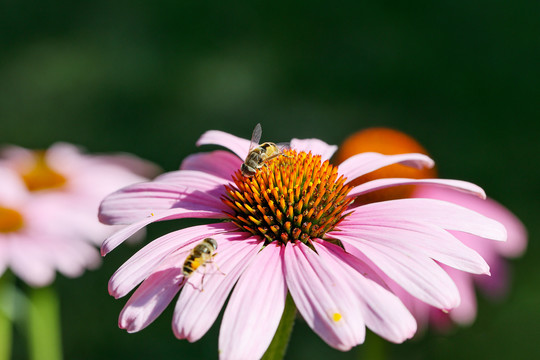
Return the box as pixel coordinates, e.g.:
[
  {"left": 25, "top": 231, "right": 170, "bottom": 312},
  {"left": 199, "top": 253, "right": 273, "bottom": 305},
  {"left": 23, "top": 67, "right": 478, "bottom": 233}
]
[{"left": 211, "top": 253, "right": 226, "bottom": 276}]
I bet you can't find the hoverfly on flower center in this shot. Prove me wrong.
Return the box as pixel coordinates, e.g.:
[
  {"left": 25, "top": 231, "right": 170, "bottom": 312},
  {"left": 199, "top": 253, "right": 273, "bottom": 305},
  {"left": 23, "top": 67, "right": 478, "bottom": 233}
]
[{"left": 241, "top": 123, "right": 290, "bottom": 177}]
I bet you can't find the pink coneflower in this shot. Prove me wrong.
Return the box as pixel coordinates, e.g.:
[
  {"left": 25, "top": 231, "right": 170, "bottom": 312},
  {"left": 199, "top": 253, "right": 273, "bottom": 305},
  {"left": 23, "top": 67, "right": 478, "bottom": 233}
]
[
  {"left": 0, "top": 143, "right": 157, "bottom": 286},
  {"left": 334, "top": 127, "right": 527, "bottom": 331},
  {"left": 99, "top": 127, "right": 506, "bottom": 359}
]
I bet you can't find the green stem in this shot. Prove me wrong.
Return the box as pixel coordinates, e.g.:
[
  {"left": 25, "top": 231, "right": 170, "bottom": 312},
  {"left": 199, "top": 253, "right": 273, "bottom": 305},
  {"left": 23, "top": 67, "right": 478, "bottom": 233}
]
[
  {"left": 262, "top": 293, "right": 297, "bottom": 360},
  {"left": 0, "top": 274, "right": 15, "bottom": 360},
  {"left": 27, "top": 286, "right": 63, "bottom": 360}
]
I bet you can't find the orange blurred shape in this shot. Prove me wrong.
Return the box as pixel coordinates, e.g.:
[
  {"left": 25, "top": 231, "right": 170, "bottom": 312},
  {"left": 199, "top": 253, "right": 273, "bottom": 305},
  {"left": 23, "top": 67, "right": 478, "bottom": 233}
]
[
  {"left": 0, "top": 207, "right": 24, "bottom": 233},
  {"left": 21, "top": 151, "right": 67, "bottom": 192},
  {"left": 334, "top": 127, "right": 437, "bottom": 204}
]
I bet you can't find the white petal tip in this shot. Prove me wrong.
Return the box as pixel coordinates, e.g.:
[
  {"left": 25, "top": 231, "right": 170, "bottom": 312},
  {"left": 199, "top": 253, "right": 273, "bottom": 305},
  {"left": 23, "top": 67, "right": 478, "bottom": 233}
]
[{"left": 492, "top": 224, "right": 508, "bottom": 242}]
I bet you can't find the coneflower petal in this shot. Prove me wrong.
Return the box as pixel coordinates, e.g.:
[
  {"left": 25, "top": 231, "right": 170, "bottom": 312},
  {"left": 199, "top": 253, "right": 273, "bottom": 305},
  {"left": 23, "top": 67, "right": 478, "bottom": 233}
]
[
  {"left": 442, "top": 266, "right": 477, "bottom": 325},
  {"left": 118, "top": 250, "right": 186, "bottom": 333},
  {"left": 219, "top": 243, "right": 286, "bottom": 360},
  {"left": 347, "top": 178, "right": 486, "bottom": 199},
  {"left": 414, "top": 186, "right": 526, "bottom": 257},
  {"left": 180, "top": 150, "right": 243, "bottom": 180},
  {"left": 154, "top": 169, "right": 228, "bottom": 188},
  {"left": 9, "top": 237, "right": 57, "bottom": 287},
  {"left": 284, "top": 242, "right": 366, "bottom": 351},
  {"left": 173, "top": 235, "right": 262, "bottom": 342},
  {"left": 99, "top": 181, "right": 227, "bottom": 226},
  {"left": 0, "top": 167, "right": 29, "bottom": 203},
  {"left": 101, "top": 208, "right": 225, "bottom": 256},
  {"left": 196, "top": 129, "right": 251, "bottom": 160},
  {"left": 333, "top": 221, "right": 490, "bottom": 274},
  {"left": 47, "top": 237, "right": 101, "bottom": 277},
  {"left": 318, "top": 242, "right": 417, "bottom": 343},
  {"left": 290, "top": 138, "right": 337, "bottom": 161},
  {"left": 339, "top": 234, "right": 460, "bottom": 310},
  {"left": 347, "top": 198, "right": 507, "bottom": 241},
  {"left": 108, "top": 223, "right": 238, "bottom": 299},
  {"left": 338, "top": 152, "right": 434, "bottom": 183}
]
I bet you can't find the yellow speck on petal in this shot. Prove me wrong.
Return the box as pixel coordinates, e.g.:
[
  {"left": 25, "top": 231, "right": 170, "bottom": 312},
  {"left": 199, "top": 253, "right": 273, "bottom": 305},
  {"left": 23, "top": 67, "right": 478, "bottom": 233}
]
[
  {"left": 332, "top": 313, "right": 342, "bottom": 322},
  {"left": 0, "top": 207, "right": 24, "bottom": 233}
]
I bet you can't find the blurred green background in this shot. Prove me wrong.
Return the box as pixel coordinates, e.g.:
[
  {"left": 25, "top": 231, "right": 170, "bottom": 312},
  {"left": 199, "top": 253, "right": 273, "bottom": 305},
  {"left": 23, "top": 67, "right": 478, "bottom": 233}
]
[{"left": 2, "top": 0, "right": 539, "bottom": 359}]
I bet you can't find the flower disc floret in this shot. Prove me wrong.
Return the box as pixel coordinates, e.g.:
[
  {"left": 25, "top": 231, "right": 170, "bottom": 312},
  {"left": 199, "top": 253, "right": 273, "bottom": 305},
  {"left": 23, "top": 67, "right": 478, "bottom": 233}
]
[
  {"left": 222, "top": 149, "right": 354, "bottom": 244},
  {"left": 21, "top": 151, "right": 67, "bottom": 191},
  {"left": 0, "top": 207, "right": 24, "bottom": 233}
]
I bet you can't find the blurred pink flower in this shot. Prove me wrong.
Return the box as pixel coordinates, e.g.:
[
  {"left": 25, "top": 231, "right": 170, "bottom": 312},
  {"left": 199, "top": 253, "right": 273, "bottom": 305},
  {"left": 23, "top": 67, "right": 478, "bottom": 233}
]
[
  {"left": 0, "top": 143, "right": 158, "bottom": 286},
  {"left": 99, "top": 129, "right": 506, "bottom": 359},
  {"left": 402, "top": 186, "right": 527, "bottom": 330}
]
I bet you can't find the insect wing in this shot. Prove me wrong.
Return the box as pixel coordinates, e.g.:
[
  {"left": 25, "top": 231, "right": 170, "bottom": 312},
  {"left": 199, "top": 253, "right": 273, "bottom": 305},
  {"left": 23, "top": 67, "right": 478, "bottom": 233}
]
[
  {"left": 248, "top": 123, "right": 262, "bottom": 152},
  {"left": 276, "top": 142, "right": 291, "bottom": 152}
]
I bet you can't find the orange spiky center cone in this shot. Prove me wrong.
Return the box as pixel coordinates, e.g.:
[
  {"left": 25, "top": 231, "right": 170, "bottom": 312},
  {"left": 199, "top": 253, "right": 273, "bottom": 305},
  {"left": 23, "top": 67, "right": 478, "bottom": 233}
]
[{"left": 222, "top": 150, "right": 353, "bottom": 245}]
